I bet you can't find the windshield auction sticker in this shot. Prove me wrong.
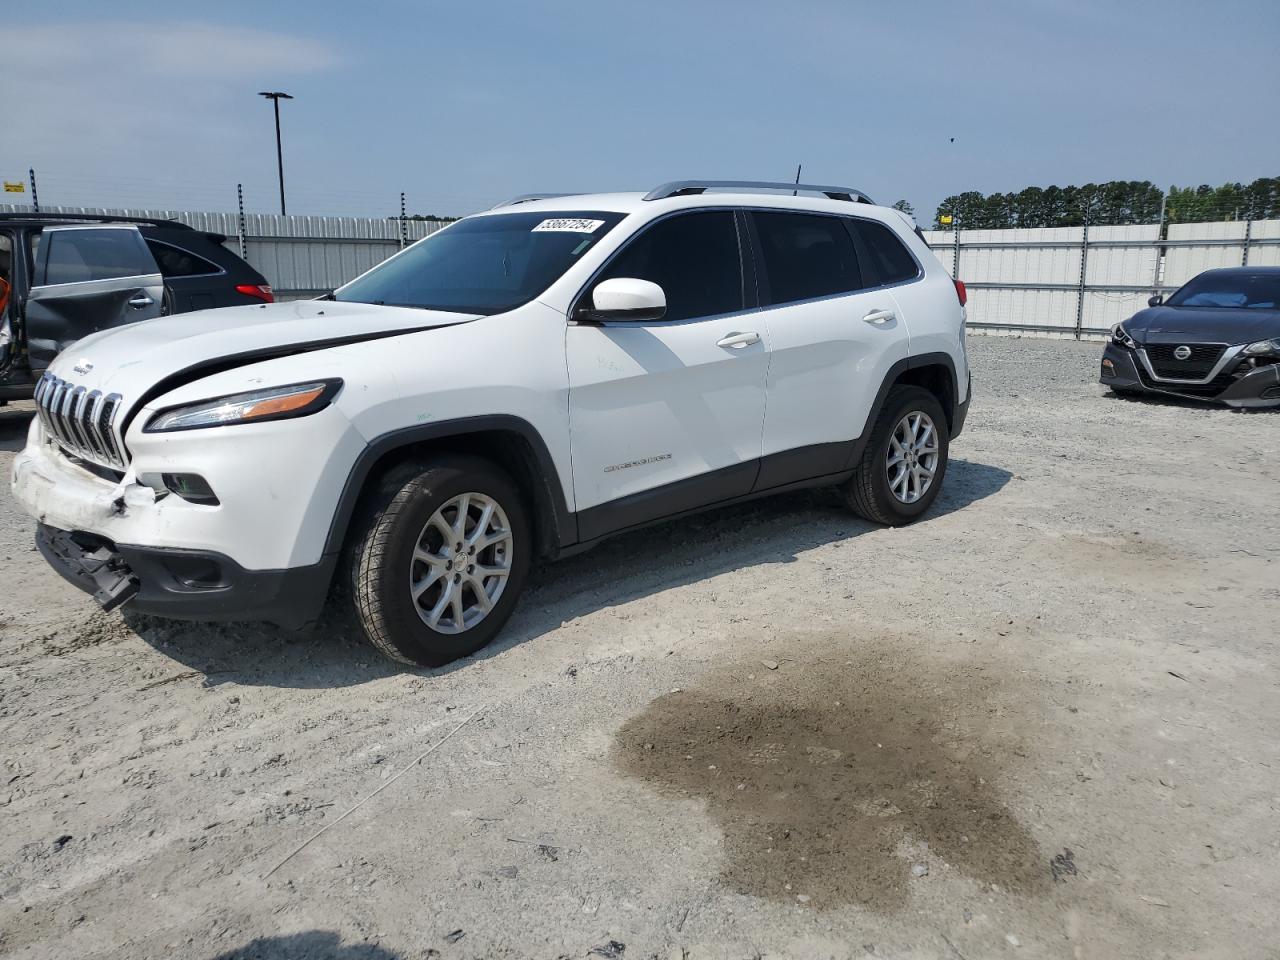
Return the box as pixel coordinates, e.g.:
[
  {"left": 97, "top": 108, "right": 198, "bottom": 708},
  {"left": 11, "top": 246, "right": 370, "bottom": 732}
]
[{"left": 532, "top": 218, "right": 605, "bottom": 233}]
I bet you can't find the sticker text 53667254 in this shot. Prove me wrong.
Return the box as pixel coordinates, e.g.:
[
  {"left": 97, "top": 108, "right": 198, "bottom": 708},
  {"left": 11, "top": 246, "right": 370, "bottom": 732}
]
[{"left": 532, "top": 218, "right": 605, "bottom": 234}]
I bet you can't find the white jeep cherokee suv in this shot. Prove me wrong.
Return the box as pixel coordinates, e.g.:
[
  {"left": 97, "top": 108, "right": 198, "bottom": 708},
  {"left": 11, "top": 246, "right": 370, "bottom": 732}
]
[{"left": 11, "top": 180, "right": 970, "bottom": 666}]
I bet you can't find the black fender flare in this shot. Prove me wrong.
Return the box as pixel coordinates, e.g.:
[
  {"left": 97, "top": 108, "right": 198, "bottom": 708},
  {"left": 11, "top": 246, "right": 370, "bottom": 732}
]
[{"left": 321, "top": 414, "right": 577, "bottom": 561}]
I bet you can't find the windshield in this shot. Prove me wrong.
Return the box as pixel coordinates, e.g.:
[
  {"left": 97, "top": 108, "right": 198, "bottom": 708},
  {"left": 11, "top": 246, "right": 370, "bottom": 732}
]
[
  {"left": 1167, "top": 272, "right": 1280, "bottom": 310},
  {"left": 334, "top": 210, "right": 627, "bottom": 314}
]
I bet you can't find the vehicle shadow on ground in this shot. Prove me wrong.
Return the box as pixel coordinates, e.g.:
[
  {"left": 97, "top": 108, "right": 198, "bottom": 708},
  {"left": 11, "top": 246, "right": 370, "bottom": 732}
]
[
  {"left": 1105, "top": 389, "right": 1280, "bottom": 413},
  {"left": 0, "top": 407, "right": 33, "bottom": 452},
  {"left": 208, "top": 930, "right": 403, "bottom": 959},
  {"left": 122, "top": 458, "right": 1011, "bottom": 688}
]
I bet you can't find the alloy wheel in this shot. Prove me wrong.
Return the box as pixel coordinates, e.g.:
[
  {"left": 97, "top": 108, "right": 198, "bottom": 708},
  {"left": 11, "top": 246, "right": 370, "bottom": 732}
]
[
  {"left": 886, "top": 411, "right": 940, "bottom": 504},
  {"left": 408, "top": 492, "right": 513, "bottom": 634}
]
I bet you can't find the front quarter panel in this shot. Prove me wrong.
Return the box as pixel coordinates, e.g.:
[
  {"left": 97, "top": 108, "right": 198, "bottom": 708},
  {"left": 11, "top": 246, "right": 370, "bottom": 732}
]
[{"left": 123, "top": 302, "right": 571, "bottom": 570}]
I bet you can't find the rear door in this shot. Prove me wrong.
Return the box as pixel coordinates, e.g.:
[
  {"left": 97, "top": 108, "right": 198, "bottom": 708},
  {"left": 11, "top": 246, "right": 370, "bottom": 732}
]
[
  {"left": 748, "top": 210, "right": 911, "bottom": 488},
  {"left": 24, "top": 225, "right": 163, "bottom": 372}
]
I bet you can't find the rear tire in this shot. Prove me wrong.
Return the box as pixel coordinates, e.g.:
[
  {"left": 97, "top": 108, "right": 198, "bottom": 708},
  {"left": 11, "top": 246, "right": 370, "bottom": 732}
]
[
  {"left": 346, "top": 455, "right": 530, "bottom": 667},
  {"left": 842, "top": 385, "right": 950, "bottom": 526}
]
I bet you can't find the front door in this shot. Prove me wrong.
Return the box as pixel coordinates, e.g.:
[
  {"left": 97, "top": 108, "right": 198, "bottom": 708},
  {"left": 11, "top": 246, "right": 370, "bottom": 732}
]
[
  {"left": 24, "top": 225, "right": 163, "bottom": 372},
  {"left": 567, "top": 210, "right": 769, "bottom": 540}
]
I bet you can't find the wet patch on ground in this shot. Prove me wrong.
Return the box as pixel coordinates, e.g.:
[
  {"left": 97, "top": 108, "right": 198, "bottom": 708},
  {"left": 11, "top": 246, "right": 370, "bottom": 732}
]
[{"left": 616, "top": 638, "right": 1047, "bottom": 910}]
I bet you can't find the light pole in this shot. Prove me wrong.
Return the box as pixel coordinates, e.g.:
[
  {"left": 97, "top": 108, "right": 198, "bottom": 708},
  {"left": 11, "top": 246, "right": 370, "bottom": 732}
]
[{"left": 258, "top": 91, "right": 293, "bottom": 215}]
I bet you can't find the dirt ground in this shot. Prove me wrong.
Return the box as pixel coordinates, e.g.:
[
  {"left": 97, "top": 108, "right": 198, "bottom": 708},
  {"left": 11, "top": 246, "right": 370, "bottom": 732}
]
[{"left": 1, "top": 336, "right": 1277, "bottom": 960}]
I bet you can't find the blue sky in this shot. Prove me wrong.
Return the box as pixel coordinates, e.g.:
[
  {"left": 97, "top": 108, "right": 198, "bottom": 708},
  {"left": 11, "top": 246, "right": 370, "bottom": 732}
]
[{"left": 6, "top": 0, "right": 1278, "bottom": 221}]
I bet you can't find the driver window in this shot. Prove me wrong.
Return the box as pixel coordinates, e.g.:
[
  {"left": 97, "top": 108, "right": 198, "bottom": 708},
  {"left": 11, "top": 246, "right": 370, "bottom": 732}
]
[{"left": 594, "top": 211, "right": 743, "bottom": 322}]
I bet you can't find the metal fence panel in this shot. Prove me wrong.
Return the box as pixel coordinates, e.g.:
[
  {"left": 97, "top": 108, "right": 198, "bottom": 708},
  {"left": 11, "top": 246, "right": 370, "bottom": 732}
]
[
  {"left": 1164, "top": 221, "right": 1247, "bottom": 284},
  {"left": 1249, "top": 219, "right": 1280, "bottom": 267},
  {"left": 6, "top": 203, "right": 1278, "bottom": 335},
  {"left": 0, "top": 203, "right": 449, "bottom": 297}
]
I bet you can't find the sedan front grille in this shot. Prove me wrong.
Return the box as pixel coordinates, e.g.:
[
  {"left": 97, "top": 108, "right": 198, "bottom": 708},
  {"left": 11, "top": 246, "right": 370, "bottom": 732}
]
[
  {"left": 33, "top": 373, "right": 128, "bottom": 470},
  {"left": 1144, "top": 343, "right": 1227, "bottom": 381}
]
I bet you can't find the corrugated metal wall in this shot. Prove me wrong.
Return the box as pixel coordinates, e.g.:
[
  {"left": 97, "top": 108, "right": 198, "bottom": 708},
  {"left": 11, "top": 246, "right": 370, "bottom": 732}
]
[
  {"left": 4, "top": 203, "right": 1277, "bottom": 335},
  {"left": 0, "top": 204, "right": 449, "bottom": 297},
  {"left": 925, "top": 219, "right": 1279, "bottom": 338}
]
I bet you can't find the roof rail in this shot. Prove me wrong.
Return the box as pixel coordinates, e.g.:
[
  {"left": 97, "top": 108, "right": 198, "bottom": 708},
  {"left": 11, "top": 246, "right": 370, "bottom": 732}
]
[
  {"left": 491, "top": 193, "right": 583, "bottom": 209},
  {"left": 643, "top": 180, "right": 876, "bottom": 205},
  {"left": 0, "top": 211, "right": 194, "bottom": 229}
]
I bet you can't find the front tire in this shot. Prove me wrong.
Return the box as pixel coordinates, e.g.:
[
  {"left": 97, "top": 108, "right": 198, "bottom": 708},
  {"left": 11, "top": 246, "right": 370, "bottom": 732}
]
[
  {"left": 843, "top": 385, "right": 950, "bottom": 526},
  {"left": 347, "top": 455, "right": 530, "bottom": 667}
]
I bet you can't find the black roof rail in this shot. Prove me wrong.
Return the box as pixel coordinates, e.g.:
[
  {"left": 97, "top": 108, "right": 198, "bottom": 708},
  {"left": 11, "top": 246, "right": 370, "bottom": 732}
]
[
  {"left": 643, "top": 180, "right": 876, "bottom": 204},
  {"left": 0, "top": 212, "right": 195, "bottom": 229}
]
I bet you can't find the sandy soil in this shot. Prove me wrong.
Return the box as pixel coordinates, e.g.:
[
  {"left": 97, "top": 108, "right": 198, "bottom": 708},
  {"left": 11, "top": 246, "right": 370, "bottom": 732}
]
[{"left": 1, "top": 336, "right": 1277, "bottom": 960}]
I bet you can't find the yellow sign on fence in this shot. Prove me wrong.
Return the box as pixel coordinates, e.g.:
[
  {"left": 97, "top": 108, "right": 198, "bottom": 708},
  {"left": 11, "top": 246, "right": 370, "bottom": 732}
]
[
  {"left": 939, "top": 214, "right": 953, "bottom": 225},
  {"left": 3, "top": 181, "right": 25, "bottom": 193}
]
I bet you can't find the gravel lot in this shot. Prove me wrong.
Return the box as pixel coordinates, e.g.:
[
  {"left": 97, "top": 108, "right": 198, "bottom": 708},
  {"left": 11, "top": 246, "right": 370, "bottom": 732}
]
[{"left": 1, "top": 336, "right": 1277, "bottom": 960}]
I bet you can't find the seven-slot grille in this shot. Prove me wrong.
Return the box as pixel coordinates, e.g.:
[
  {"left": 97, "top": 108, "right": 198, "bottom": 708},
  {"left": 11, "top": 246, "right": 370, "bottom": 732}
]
[
  {"left": 33, "top": 373, "right": 128, "bottom": 470},
  {"left": 1143, "top": 342, "right": 1227, "bottom": 381}
]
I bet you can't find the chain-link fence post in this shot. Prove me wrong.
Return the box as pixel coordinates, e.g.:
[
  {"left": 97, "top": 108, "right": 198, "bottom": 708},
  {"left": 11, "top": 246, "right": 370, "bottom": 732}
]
[
  {"left": 236, "top": 183, "right": 248, "bottom": 262},
  {"left": 1074, "top": 206, "right": 1090, "bottom": 340},
  {"left": 952, "top": 218, "right": 960, "bottom": 278}
]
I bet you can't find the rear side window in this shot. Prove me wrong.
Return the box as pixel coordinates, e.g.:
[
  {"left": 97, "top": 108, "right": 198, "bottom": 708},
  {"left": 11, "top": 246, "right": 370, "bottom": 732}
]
[
  {"left": 751, "top": 212, "right": 863, "bottom": 306},
  {"left": 41, "top": 228, "right": 156, "bottom": 285},
  {"left": 146, "top": 240, "right": 221, "bottom": 278},
  {"left": 853, "top": 219, "right": 919, "bottom": 286},
  {"left": 594, "top": 211, "right": 742, "bottom": 322}
]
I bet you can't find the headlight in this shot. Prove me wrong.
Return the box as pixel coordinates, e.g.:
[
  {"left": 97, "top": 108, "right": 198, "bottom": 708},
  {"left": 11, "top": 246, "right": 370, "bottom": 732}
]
[
  {"left": 1111, "top": 324, "right": 1136, "bottom": 348},
  {"left": 1242, "top": 338, "right": 1280, "bottom": 357},
  {"left": 145, "top": 380, "right": 342, "bottom": 433}
]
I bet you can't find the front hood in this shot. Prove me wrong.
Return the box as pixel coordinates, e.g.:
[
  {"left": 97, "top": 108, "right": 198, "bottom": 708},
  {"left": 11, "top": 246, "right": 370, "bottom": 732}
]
[
  {"left": 45, "top": 299, "right": 479, "bottom": 399},
  {"left": 1125, "top": 305, "right": 1280, "bottom": 345}
]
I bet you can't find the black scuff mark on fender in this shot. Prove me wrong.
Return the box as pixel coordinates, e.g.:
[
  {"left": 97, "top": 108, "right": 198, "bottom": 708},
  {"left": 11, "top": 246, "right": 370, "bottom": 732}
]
[{"left": 119, "top": 320, "right": 478, "bottom": 437}]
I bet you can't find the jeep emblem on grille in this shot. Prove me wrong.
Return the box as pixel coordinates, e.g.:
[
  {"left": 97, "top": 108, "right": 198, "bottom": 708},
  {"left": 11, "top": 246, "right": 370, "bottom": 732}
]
[
  {"left": 1173, "top": 345, "right": 1192, "bottom": 361},
  {"left": 72, "top": 359, "right": 94, "bottom": 375}
]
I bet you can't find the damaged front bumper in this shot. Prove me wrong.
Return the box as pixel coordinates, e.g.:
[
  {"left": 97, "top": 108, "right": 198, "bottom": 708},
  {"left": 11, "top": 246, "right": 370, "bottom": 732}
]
[
  {"left": 33, "top": 522, "right": 332, "bottom": 628},
  {"left": 11, "top": 421, "right": 335, "bottom": 629},
  {"left": 1101, "top": 343, "right": 1280, "bottom": 408}
]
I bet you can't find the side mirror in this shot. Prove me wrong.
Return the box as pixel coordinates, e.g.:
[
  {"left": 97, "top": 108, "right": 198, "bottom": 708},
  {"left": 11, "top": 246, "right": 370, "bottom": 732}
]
[
  {"left": 1148, "top": 294, "right": 1164, "bottom": 307},
  {"left": 578, "top": 278, "right": 666, "bottom": 323}
]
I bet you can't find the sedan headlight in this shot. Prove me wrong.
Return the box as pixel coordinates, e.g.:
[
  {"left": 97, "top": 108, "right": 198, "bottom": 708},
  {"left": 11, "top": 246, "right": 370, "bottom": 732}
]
[
  {"left": 1111, "top": 324, "right": 1136, "bottom": 349},
  {"left": 1242, "top": 338, "right": 1280, "bottom": 357},
  {"left": 145, "top": 380, "right": 342, "bottom": 433}
]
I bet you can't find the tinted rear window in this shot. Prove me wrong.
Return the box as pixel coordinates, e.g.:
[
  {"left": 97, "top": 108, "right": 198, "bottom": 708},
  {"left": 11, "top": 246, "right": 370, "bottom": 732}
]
[
  {"left": 146, "top": 240, "right": 221, "bottom": 278},
  {"left": 41, "top": 228, "right": 156, "bottom": 285},
  {"left": 854, "top": 219, "right": 919, "bottom": 286},
  {"left": 752, "top": 212, "right": 863, "bottom": 306},
  {"left": 594, "top": 211, "right": 743, "bottom": 322}
]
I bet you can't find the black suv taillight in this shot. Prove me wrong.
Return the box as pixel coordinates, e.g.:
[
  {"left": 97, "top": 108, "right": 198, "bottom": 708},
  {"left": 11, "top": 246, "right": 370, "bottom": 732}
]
[{"left": 235, "top": 283, "right": 274, "bottom": 303}]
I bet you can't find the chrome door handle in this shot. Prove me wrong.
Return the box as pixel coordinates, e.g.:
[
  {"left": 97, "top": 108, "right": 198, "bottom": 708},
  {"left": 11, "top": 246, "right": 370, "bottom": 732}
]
[
  {"left": 716, "top": 331, "right": 761, "bottom": 349},
  {"left": 863, "top": 309, "right": 895, "bottom": 325},
  {"left": 128, "top": 295, "right": 155, "bottom": 309}
]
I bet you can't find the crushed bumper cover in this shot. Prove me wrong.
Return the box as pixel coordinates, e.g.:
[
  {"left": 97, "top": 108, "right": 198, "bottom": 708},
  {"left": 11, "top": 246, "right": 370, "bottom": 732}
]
[
  {"left": 37, "top": 526, "right": 140, "bottom": 611},
  {"left": 34, "top": 523, "right": 332, "bottom": 629},
  {"left": 1101, "top": 343, "right": 1280, "bottom": 408}
]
